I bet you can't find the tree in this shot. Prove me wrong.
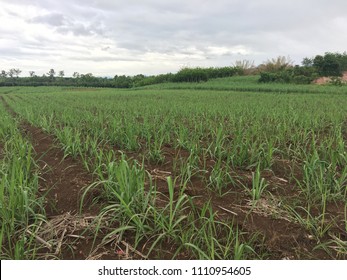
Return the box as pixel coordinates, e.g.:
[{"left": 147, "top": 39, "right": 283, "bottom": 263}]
[
  {"left": 258, "top": 56, "right": 293, "bottom": 72},
  {"left": 173, "top": 67, "right": 209, "bottom": 82},
  {"left": 13, "top": 69, "right": 22, "bottom": 77},
  {"left": 79, "top": 73, "right": 99, "bottom": 86},
  {"left": 114, "top": 75, "right": 133, "bottom": 88},
  {"left": 0, "top": 70, "right": 7, "bottom": 78},
  {"left": 47, "top": 69, "right": 55, "bottom": 79},
  {"left": 6, "top": 68, "right": 21, "bottom": 78},
  {"left": 302, "top": 57, "right": 313, "bottom": 67},
  {"left": 29, "top": 71, "right": 36, "bottom": 77},
  {"left": 58, "top": 70, "right": 65, "bottom": 78},
  {"left": 7, "top": 69, "right": 15, "bottom": 78},
  {"left": 73, "top": 72, "right": 80, "bottom": 78},
  {"left": 232, "top": 60, "right": 256, "bottom": 74},
  {"left": 313, "top": 53, "right": 341, "bottom": 76}
]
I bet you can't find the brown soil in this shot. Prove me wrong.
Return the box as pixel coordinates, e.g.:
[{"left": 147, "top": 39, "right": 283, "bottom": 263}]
[
  {"left": 103, "top": 125, "right": 346, "bottom": 260},
  {"left": 21, "top": 123, "right": 96, "bottom": 215},
  {"left": 314, "top": 71, "right": 347, "bottom": 84},
  {"left": 130, "top": 146, "right": 346, "bottom": 259},
  {"left": 1, "top": 95, "right": 345, "bottom": 260},
  {"left": 1, "top": 97, "right": 129, "bottom": 259}
]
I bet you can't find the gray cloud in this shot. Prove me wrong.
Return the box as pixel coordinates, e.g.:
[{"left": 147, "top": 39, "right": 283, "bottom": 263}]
[
  {"left": 69, "top": 55, "right": 143, "bottom": 62},
  {"left": 31, "top": 13, "right": 66, "bottom": 26},
  {"left": 28, "top": 12, "right": 104, "bottom": 37},
  {"left": 1, "top": 0, "right": 347, "bottom": 75}
]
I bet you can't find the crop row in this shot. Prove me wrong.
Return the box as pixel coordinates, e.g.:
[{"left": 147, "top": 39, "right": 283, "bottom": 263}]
[
  {"left": 2, "top": 87, "right": 347, "bottom": 259},
  {"left": 0, "top": 102, "right": 46, "bottom": 259}
]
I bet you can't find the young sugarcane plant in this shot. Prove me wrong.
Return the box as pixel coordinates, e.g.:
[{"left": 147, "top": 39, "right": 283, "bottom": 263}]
[{"left": 251, "top": 164, "right": 268, "bottom": 201}]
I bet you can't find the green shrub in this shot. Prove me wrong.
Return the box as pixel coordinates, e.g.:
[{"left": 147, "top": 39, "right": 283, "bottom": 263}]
[
  {"left": 259, "top": 66, "right": 318, "bottom": 84},
  {"left": 329, "top": 77, "right": 344, "bottom": 86}
]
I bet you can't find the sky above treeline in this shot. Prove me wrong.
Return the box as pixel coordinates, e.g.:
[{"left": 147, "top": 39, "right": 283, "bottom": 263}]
[{"left": 1, "top": 0, "right": 346, "bottom": 77}]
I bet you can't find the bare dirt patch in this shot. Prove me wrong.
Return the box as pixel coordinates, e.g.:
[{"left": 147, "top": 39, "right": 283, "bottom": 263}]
[
  {"left": 21, "top": 123, "right": 95, "bottom": 216},
  {"left": 314, "top": 71, "right": 347, "bottom": 84}
]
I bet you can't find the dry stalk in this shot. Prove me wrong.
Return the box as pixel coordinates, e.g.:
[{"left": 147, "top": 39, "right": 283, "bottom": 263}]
[
  {"left": 218, "top": 205, "right": 238, "bottom": 216},
  {"left": 26, "top": 229, "right": 52, "bottom": 251}
]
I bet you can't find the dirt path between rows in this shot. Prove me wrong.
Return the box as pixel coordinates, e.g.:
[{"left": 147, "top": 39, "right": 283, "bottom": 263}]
[
  {"left": 2, "top": 96, "right": 88, "bottom": 215},
  {"left": 0, "top": 97, "right": 127, "bottom": 259},
  {"left": 22, "top": 123, "right": 95, "bottom": 216},
  {"left": 2, "top": 95, "right": 344, "bottom": 260}
]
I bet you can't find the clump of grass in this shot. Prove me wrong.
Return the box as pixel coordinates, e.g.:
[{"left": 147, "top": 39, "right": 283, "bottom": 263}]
[
  {"left": 177, "top": 201, "right": 260, "bottom": 260},
  {"left": 251, "top": 164, "right": 268, "bottom": 201},
  {"left": 285, "top": 205, "right": 333, "bottom": 240}
]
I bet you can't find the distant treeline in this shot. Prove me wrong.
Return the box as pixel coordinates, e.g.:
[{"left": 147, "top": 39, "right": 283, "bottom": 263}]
[
  {"left": 2, "top": 52, "right": 346, "bottom": 88},
  {"left": 0, "top": 66, "right": 243, "bottom": 88},
  {"left": 259, "top": 52, "right": 347, "bottom": 84}
]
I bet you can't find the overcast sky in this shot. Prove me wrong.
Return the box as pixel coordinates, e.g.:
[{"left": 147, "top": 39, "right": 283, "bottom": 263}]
[{"left": 1, "top": 0, "right": 346, "bottom": 76}]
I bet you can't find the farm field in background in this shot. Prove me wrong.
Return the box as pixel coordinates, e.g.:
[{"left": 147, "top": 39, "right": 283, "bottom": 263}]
[
  {"left": 0, "top": 76, "right": 346, "bottom": 260},
  {"left": 144, "top": 75, "right": 347, "bottom": 94}
]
